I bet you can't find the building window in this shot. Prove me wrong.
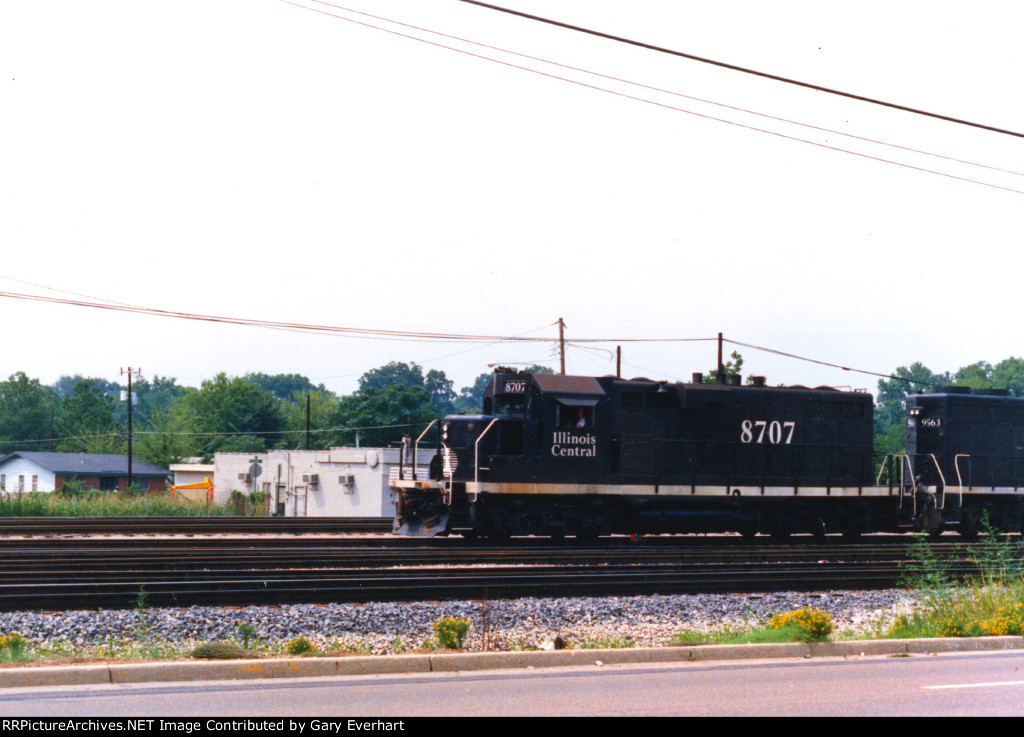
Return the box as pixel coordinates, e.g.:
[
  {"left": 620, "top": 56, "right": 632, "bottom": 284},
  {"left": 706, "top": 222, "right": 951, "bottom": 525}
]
[
  {"left": 0, "top": 474, "right": 5, "bottom": 490},
  {"left": 31, "top": 475, "right": 38, "bottom": 491},
  {"left": 18, "top": 475, "right": 25, "bottom": 491}
]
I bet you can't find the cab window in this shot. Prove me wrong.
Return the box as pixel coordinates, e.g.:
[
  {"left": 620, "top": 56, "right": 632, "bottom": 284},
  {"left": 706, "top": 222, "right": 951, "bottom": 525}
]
[
  {"left": 556, "top": 401, "right": 594, "bottom": 429},
  {"left": 495, "top": 396, "right": 526, "bottom": 416}
]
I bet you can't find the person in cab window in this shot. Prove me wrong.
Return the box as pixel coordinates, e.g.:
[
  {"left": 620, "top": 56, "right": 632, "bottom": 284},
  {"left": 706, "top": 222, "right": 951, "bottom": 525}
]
[{"left": 576, "top": 409, "right": 587, "bottom": 428}]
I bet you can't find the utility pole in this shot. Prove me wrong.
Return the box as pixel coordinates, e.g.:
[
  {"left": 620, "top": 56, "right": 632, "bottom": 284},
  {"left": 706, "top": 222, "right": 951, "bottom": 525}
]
[
  {"left": 616, "top": 346, "right": 621, "bottom": 378},
  {"left": 558, "top": 317, "right": 566, "bottom": 375},
  {"left": 120, "top": 367, "right": 141, "bottom": 500},
  {"left": 717, "top": 333, "right": 725, "bottom": 384},
  {"left": 305, "top": 394, "right": 311, "bottom": 451}
]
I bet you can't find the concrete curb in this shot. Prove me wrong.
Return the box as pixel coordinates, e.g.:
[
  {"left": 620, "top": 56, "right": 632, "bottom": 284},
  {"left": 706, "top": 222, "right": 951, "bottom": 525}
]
[{"left": 0, "top": 637, "right": 1021, "bottom": 689}]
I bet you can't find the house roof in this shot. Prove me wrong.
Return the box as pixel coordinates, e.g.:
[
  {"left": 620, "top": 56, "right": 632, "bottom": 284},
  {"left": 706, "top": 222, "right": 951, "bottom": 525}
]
[{"left": 0, "top": 452, "right": 169, "bottom": 478}]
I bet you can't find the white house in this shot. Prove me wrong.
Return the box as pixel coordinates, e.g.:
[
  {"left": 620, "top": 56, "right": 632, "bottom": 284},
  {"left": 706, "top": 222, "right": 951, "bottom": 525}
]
[{"left": 0, "top": 452, "right": 169, "bottom": 493}]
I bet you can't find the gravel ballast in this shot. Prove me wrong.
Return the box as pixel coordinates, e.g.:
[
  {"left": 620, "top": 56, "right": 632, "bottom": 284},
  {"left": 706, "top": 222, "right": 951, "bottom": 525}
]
[{"left": 0, "top": 590, "right": 919, "bottom": 655}]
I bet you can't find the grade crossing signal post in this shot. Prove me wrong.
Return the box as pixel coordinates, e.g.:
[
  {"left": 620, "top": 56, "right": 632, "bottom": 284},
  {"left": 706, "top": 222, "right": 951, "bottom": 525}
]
[{"left": 249, "top": 456, "right": 262, "bottom": 513}]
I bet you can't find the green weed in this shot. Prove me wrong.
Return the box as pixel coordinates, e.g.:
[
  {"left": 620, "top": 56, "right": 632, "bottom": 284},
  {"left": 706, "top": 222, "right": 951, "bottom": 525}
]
[
  {"left": 432, "top": 617, "right": 471, "bottom": 650},
  {"left": 283, "top": 636, "right": 315, "bottom": 656},
  {"left": 895, "top": 518, "right": 1024, "bottom": 639},
  {"left": 235, "top": 622, "right": 258, "bottom": 650}
]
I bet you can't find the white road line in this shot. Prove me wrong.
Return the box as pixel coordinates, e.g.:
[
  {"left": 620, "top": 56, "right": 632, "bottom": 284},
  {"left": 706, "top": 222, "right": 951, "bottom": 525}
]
[{"left": 923, "top": 681, "right": 1024, "bottom": 690}]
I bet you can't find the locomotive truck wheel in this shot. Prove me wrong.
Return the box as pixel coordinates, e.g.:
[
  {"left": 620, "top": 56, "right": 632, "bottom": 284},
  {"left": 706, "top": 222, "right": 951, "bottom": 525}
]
[
  {"left": 959, "top": 504, "right": 982, "bottom": 541},
  {"left": 919, "top": 500, "right": 945, "bottom": 539},
  {"left": 737, "top": 508, "right": 760, "bottom": 539}
]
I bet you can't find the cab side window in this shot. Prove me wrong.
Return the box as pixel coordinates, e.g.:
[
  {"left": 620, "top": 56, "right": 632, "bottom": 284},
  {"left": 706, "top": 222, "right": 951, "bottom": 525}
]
[{"left": 557, "top": 401, "right": 594, "bottom": 429}]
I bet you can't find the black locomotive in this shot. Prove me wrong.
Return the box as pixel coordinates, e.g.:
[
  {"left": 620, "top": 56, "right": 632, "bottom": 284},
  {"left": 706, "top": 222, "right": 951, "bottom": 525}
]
[
  {"left": 905, "top": 388, "right": 1024, "bottom": 537},
  {"left": 394, "top": 369, "right": 1024, "bottom": 538}
]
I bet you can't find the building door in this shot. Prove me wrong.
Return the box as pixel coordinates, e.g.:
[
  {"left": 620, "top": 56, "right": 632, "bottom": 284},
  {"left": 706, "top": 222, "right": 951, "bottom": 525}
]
[{"left": 292, "top": 485, "right": 307, "bottom": 517}]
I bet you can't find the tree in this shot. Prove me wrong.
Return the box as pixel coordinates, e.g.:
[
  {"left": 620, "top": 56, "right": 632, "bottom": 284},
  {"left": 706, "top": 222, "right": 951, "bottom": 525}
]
[
  {"left": 987, "top": 357, "right": 1024, "bottom": 396},
  {"left": 874, "top": 363, "right": 951, "bottom": 436},
  {"left": 56, "top": 379, "right": 124, "bottom": 454},
  {"left": 0, "top": 372, "right": 60, "bottom": 453},
  {"left": 325, "top": 384, "right": 436, "bottom": 448},
  {"left": 130, "top": 408, "right": 197, "bottom": 469},
  {"left": 243, "top": 373, "right": 324, "bottom": 401},
  {"left": 357, "top": 362, "right": 427, "bottom": 394},
  {"left": 874, "top": 423, "right": 907, "bottom": 460},
  {"left": 278, "top": 389, "right": 342, "bottom": 450},
  {"left": 53, "top": 374, "right": 120, "bottom": 398},
  {"left": 424, "top": 369, "right": 456, "bottom": 415},
  {"left": 455, "top": 373, "right": 493, "bottom": 414},
  {"left": 173, "top": 373, "right": 285, "bottom": 456},
  {"left": 354, "top": 361, "right": 457, "bottom": 417},
  {"left": 705, "top": 351, "right": 749, "bottom": 384},
  {"left": 953, "top": 357, "right": 1024, "bottom": 397},
  {"left": 131, "top": 375, "right": 188, "bottom": 427}
]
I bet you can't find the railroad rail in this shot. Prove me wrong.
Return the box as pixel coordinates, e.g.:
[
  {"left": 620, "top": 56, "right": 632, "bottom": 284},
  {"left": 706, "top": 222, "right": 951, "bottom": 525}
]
[
  {"left": 0, "top": 516, "right": 393, "bottom": 536},
  {"left": 0, "top": 537, "right": 1014, "bottom": 611}
]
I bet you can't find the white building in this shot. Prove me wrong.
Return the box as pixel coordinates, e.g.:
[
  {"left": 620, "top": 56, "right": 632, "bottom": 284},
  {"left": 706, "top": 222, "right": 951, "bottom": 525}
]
[
  {"left": 212, "top": 447, "right": 428, "bottom": 517},
  {"left": 169, "top": 459, "right": 215, "bottom": 503}
]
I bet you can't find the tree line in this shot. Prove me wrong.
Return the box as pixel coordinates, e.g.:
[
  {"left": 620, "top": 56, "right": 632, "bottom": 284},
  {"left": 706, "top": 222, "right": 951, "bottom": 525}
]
[{"left": 0, "top": 363, "right": 551, "bottom": 469}]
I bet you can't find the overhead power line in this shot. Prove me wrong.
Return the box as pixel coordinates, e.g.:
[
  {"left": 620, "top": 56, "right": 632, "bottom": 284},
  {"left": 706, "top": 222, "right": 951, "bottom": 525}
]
[
  {"left": 460, "top": 0, "right": 1024, "bottom": 139},
  {"left": 281, "top": 0, "right": 1024, "bottom": 196},
  {"left": 0, "top": 289, "right": 719, "bottom": 345},
  {"left": 307, "top": 0, "right": 1022, "bottom": 179},
  {"left": 0, "top": 290, "right": 551, "bottom": 343},
  {"left": 0, "top": 279, "right": 943, "bottom": 389},
  {"left": 724, "top": 338, "right": 938, "bottom": 386}
]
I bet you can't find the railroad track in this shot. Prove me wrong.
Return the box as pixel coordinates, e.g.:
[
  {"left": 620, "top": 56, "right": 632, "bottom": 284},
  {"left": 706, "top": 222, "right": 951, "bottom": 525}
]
[
  {"left": 0, "top": 536, "right": 1011, "bottom": 611},
  {"left": 0, "top": 516, "right": 393, "bottom": 535}
]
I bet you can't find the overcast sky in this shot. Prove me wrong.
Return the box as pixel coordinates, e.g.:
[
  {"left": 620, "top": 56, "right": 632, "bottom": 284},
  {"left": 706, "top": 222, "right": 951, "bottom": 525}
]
[{"left": 3, "top": 0, "right": 1022, "bottom": 396}]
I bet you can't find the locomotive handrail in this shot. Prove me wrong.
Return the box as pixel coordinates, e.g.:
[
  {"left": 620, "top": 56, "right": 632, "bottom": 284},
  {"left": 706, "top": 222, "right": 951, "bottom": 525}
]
[
  {"left": 875, "top": 456, "right": 892, "bottom": 486},
  {"left": 954, "top": 454, "right": 970, "bottom": 505},
  {"left": 876, "top": 453, "right": 914, "bottom": 491},
  {"left": 880, "top": 454, "right": 916, "bottom": 513},
  {"left": 412, "top": 420, "right": 438, "bottom": 482},
  {"left": 902, "top": 455, "right": 915, "bottom": 514},
  {"left": 440, "top": 442, "right": 454, "bottom": 505},
  {"left": 474, "top": 418, "right": 500, "bottom": 489},
  {"left": 925, "top": 453, "right": 948, "bottom": 509}
]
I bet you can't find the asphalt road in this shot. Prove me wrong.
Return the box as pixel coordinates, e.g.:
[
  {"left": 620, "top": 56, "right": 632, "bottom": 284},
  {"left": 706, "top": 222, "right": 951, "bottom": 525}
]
[{"left": 2, "top": 651, "right": 1024, "bottom": 717}]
